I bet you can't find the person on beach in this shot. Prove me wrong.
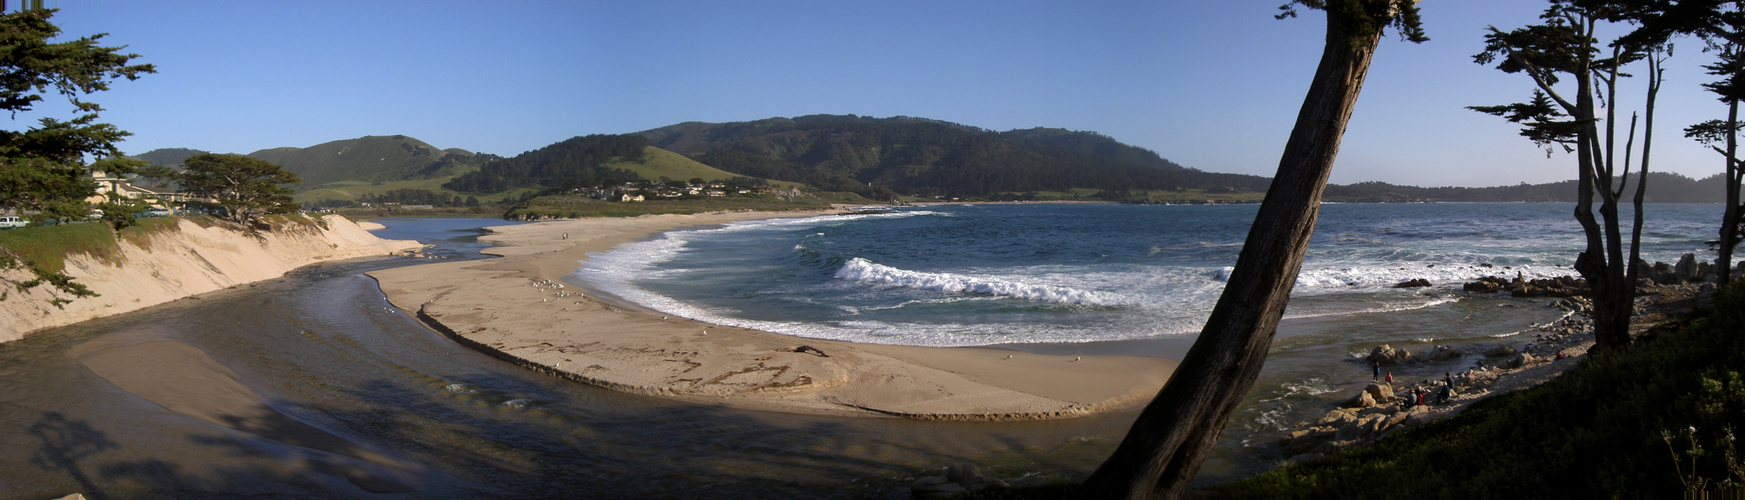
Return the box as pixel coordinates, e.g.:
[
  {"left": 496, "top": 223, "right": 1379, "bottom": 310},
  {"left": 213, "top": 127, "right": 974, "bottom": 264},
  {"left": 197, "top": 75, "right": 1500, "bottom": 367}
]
[
  {"left": 1374, "top": 361, "right": 1381, "bottom": 380},
  {"left": 1444, "top": 372, "right": 1453, "bottom": 388},
  {"left": 1385, "top": 372, "right": 1393, "bottom": 384}
]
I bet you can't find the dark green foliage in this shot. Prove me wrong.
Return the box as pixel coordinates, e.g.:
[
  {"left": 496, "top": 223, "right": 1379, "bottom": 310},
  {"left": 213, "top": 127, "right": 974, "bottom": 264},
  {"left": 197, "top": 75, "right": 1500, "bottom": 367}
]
[
  {"left": 0, "top": 7, "right": 150, "bottom": 306},
  {"left": 171, "top": 154, "right": 300, "bottom": 225},
  {"left": 643, "top": 115, "right": 1266, "bottom": 200},
  {"left": 1276, "top": 0, "right": 1428, "bottom": 44},
  {"left": 1470, "top": 90, "right": 1585, "bottom": 156},
  {"left": 443, "top": 134, "right": 648, "bottom": 193},
  {"left": 0, "top": 8, "right": 153, "bottom": 222},
  {"left": 1213, "top": 282, "right": 1745, "bottom": 498}
]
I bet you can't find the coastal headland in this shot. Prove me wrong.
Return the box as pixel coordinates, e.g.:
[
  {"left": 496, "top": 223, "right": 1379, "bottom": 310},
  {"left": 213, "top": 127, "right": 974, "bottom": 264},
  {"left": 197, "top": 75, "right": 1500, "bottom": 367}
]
[{"left": 370, "top": 211, "right": 1178, "bottom": 420}]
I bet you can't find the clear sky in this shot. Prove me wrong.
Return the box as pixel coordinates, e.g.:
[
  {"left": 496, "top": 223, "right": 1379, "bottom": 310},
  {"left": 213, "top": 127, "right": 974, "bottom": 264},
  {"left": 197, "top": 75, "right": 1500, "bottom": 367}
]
[{"left": 25, "top": 1, "right": 1737, "bottom": 188}]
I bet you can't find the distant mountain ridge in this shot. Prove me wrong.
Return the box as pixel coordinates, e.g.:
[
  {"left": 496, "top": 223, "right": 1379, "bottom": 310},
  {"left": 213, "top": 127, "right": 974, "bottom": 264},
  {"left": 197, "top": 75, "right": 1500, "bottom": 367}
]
[
  {"left": 639, "top": 114, "right": 1267, "bottom": 199},
  {"left": 129, "top": 118, "right": 1733, "bottom": 204}
]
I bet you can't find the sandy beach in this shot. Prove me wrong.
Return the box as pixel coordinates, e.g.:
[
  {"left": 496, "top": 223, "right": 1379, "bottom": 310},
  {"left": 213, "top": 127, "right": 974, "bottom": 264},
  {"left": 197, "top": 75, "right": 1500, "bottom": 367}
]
[{"left": 368, "top": 211, "right": 1178, "bottom": 420}]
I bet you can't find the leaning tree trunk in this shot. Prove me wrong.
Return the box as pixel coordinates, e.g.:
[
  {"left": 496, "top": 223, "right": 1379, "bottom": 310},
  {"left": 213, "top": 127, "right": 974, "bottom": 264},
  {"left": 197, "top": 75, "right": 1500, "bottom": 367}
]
[
  {"left": 1719, "top": 100, "right": 1740, "bottom": 287},
  {"left": 1077, "top": 7, "right": 1389, "bottom": 499}
]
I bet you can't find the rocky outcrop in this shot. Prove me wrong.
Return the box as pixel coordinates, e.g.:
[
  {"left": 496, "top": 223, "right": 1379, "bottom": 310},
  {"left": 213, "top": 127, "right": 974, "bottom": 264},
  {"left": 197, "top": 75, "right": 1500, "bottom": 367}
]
[
  {"left": 1463, "top": 274, "right": 1586, "bottom": 297},
  {"left": 0, "top": 216, "right": 420, "bottom": 342},
  {"left": 1367, "top": 344, "right": 1413, "bottom": 365},
  {"left": 1394, "top": 278, "right": 1432, "bottom": 288}
]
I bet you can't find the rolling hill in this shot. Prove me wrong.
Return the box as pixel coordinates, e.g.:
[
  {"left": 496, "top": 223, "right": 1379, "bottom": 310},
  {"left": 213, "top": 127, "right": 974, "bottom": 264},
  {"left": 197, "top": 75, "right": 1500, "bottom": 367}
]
[
  {"left": 245, "top": 135, "right": 477, "bottom": 188},
  {"left": 638, "top": 114, "right": 1272, "bottom": 199}
]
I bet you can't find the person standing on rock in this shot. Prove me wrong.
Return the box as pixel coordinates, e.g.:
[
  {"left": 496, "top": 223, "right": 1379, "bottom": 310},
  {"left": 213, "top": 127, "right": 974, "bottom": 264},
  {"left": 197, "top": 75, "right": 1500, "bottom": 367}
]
[
  {"left": 1374, "top": 361, "right": 1381, "bottom": 381},
  {"left": 1444, "top": 372, "right": 1453, "bottom": 389}
]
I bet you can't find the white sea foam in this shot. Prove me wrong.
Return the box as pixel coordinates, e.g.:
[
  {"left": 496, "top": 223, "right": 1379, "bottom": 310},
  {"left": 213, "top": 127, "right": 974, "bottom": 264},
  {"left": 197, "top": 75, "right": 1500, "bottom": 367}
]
[{"left": 832, "top": 258, "right": 1127, "bottom": 306}]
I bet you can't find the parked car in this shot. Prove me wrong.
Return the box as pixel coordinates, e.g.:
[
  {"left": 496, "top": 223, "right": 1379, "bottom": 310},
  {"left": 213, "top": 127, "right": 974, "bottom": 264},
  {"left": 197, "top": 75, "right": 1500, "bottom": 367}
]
[{"left": 0, "top": 215, "right": 26, "bottom": 229}]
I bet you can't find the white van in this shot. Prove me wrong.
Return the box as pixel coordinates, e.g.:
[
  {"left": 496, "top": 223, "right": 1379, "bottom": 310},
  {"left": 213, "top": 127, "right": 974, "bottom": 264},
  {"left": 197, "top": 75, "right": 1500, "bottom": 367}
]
[{"left": 0, "top": 215, "right": 26, "bottom": 229}]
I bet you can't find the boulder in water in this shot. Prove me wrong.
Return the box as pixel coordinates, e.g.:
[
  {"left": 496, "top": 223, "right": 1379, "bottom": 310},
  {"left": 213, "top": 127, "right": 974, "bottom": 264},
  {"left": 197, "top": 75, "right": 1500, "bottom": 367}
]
[
  {"left": 1368, "top": 344, "right": 1412, "bottom": 365},
  {"left": 1394, "top": 278, "right": 1432, "bottom": 288}
]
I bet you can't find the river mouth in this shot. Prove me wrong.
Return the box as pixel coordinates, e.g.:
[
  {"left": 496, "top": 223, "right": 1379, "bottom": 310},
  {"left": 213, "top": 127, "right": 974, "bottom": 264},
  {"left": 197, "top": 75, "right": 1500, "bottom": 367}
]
[{"left": 0, "top": 219, "right": 1149, "bottom": 499}]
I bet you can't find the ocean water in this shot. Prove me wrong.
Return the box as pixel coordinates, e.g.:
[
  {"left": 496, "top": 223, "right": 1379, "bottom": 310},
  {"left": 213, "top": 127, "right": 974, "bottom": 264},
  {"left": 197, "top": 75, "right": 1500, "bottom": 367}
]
[{"left": 577, "top": 202, "right": 1721, "bottom": 348}]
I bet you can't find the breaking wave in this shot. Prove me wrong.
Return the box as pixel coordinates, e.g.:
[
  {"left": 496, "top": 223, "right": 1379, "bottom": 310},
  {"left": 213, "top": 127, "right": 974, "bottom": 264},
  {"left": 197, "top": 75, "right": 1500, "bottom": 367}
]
[{"left": 832, "top": 258, "right": 1126, "bottom": 306}]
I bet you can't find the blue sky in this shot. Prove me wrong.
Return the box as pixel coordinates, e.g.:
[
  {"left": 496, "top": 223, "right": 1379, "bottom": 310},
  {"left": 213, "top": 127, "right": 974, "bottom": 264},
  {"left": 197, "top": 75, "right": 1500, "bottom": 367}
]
[{"left": 26, "top": 1, "right": 1736, "bottom": 187}]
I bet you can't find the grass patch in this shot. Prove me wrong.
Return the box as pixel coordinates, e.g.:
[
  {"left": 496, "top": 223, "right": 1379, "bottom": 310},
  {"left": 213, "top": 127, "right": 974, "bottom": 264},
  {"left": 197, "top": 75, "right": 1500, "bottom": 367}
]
[
  {"left": 1208, "top": 282, "right": 1745, "bottom": 498},
  {"left": 602, "top": 147, "right": 808, "bottom": 189},
  {"left": 0, "top": 222, "right": 120, "bottom": 274}
]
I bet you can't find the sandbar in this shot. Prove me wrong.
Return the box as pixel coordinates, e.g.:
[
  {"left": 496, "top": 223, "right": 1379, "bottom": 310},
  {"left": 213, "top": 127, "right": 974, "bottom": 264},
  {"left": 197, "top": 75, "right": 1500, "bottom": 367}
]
[{"left": 369, "top": 210, "right": 1178, "bottom": 420}]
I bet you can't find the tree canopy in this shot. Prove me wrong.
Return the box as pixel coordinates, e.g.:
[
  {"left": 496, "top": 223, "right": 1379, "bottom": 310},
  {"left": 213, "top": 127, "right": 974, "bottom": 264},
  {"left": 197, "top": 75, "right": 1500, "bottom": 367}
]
[
  {"left": 163, "top": 154, "right": 300, "bottom": 224},
  {"left": 0, "top": 7, "right": 151, "bottom": 307},
  {"left": 0, "top": 8, "right": 153, "bottom": 222}
]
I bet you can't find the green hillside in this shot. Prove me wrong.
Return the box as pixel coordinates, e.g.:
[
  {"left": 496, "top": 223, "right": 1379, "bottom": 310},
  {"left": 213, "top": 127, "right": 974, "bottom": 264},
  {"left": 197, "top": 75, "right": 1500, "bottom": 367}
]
[
  {"left": 247, "top": 135, "right": 475, "bottom": 188},
  {"left": 638, "top": 114, "right": 1271, "bottom": 200},
  {"left": 603, "top": 147, "right": 740, "bottom": 182}
]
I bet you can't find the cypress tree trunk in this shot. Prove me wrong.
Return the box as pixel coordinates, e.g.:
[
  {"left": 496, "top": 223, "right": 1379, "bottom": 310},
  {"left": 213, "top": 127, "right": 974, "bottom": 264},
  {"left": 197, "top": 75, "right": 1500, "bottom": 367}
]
[
  {"left": 1719, "top": 100, "right": 1740, "bottom": 287},
  {"left": 1077, "top": 5, "right": 1388, "bottom": 498}
]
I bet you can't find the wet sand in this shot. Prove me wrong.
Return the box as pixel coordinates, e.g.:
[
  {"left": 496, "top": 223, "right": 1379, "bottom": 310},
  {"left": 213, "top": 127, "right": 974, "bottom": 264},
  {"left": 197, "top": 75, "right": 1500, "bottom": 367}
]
[{"left": 368, "top": 211, "right": 1179, "bottom": 420}]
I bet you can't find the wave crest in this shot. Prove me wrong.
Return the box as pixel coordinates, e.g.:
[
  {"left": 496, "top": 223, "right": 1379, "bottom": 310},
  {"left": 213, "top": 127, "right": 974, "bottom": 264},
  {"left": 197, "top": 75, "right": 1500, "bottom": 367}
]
[{"left": 833, "top": 258, "right": 1125, "bottom": 306}]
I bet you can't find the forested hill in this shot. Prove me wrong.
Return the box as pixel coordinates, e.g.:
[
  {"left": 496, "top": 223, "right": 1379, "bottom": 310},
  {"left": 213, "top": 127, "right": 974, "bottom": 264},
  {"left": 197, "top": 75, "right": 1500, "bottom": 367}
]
[
  {"left": 1323, "top": 171, "right": 1729, "bottom": 203},
  {"left": 441, "top": 134, "right": 650, "bottom": 193},
  {"left": 245, "top": 135, "right": 476, "bottom": 187},
  {"left": 999, "top": 127, "right": 1188, "bottom": 172},
  {"left": 638, "top": 114, "right": 1270, "bottom": 199}
]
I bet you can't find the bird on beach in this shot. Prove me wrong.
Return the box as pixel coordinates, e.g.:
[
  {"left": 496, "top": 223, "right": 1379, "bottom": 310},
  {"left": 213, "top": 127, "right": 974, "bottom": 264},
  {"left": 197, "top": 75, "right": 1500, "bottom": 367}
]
[{"left": 1071, "top": 356, "right": 1081, "bottom": 362}]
